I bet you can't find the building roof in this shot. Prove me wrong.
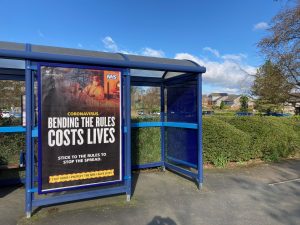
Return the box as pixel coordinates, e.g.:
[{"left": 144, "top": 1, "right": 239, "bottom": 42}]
[
  {"left": 288, "top": 93, "right": 300, "bottom": 103},
  {"left": 226, "top": 94, "right": 240, "bottom": 102},
  {"left": 212, "top": 96, "right": 227, "bottom": 102},
  {"left": 209, "top": 93, "right": 228, "bottom": 97}
]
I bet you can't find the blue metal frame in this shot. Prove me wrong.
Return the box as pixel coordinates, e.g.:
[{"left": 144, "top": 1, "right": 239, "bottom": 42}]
[
  {"left": 197, "top": 73, "right": 203, "bottom": 189},
  {"left": 161, "top": 73, "right": 202, "bottom": 186},
  {"left": 23, "top": 66, "right": 129, "bottom": 216},
  {"left": 165, "top": 162, "right": 198, "bottom": 179},
  {"left": 0, "top": 126, "right": 26, "bottom": 133},
  {"left": 132, "top": 161, "right": 164, "bottom": 170},
  {"left": 0, "top": 68, "right": 25, "bottom": 81},
  {"left": 25, "top": 44, "right": 33, "bottom": 218},
  {"left": 124, "top": 69, "right": 132, "bottom": 200},
  {"left": 0, "top": 48, "right": 206, "bottom": 74},
  {"left": 0, "top": 42, "right": 205, "bottom": 217},
  {"left": 131, "top": 76, "right": 162, "bottom": 87},
  {"left": 166, "top": 156, "right": 197, "bottom": 169},
  {"left": 160, "top": 84, "right": 165, "bottom": 168},
  {"left": 23, "top": 61, "right": 129, "bottom": 217},
  {"left": 36, "top": 62, "right": 124, "bottom": 194},
  {"left": 32, "top": 186, "right": 127, "bottom": 207},
  {"left": 131, "top": 122, "right": 162, "bottom": 127},
  {"left": 131, "top": 122, "right": 198, "bottom": 129},
  {"left": 164, "top": 73, "right": 196, "bottom": 86},
  {"left": 130, "top": 72, "right": 202, "bottom": 185}
]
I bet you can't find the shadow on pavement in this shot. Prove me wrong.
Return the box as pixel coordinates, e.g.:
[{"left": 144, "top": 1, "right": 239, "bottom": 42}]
[
  {"left": 148, "top": 216, "right": 177, "bottom": 225},
  {"left": 0, "top": 184, "right": 22, "bottom": 198},
  {"left": 131, "top": 170, "right": 140, "bottom": 196},
  {"left": 0, "top": 167, "right": 23, "bottom": 198}
]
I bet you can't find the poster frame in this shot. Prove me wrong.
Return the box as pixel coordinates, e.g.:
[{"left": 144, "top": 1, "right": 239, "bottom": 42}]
[{"left": 37, "top": 62, "right": 124, "bottom": 194}]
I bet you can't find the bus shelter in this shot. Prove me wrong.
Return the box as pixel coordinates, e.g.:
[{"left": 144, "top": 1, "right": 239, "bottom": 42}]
[{"left": 0, "top": 41, "right": 206, "bottom": 217}]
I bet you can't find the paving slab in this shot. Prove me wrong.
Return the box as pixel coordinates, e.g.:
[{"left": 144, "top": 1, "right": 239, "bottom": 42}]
[{"left": 0, "top": 159, "right": 299, "bottom": 225}]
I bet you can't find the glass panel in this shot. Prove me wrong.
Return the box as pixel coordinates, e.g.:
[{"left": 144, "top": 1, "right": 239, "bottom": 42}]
[
  {"left": 127, "top": 54, "right": 196, "bottom": 67},
  {"left": 130, "top": 69, "right": 164, "bottom": 77},
  {"left": 164, "top": 72, "right": 184, "bottom": 79},
  {"left": 0, "top": 78, "right": 25, "bottom": 168},
  {"left": 165, "top": 81, "right": 198, "bottom": 168},
  {"left": 166, "top": 82, "right": 197, "bottom": 123},
  {"left": 0, "top": 80, "right": 25, "bottom": 122},
  {"left": 131, "top": 86, "right": 160, "bottom": 122},
  {"left": 131, "top": 127, "right": 161, "bottom": 165},
  {"left": 165, "top": 127, "right": 198, "bottom": 168},
  {"left": 0, "top": 59, "right": 25, "bottom": 69}
]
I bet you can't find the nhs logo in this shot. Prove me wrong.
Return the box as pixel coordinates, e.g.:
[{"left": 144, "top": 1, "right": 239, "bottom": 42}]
[{"left": 106, "top": 74, "right": 117, "bottom": 80}]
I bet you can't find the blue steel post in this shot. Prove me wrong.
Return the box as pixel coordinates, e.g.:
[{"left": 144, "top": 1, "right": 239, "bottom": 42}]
[
  {"left": 31, "top": 66, "right": 35, "bottom": 191},
  {"left": 25, "top": 44, "right": 33, "bottom": 217},
  {"left": 160, "top": 84, "right": 165, "bottom": 170},
  {"left": 197, "top": 73, "right": 203, "bottom": 189},
  {"left": 124, "top": 69, "right": 131, "bottom": 201}
]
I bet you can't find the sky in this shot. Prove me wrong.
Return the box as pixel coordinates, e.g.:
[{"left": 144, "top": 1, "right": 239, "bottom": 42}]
[{"left": 0, "top": 0, "right": 292, "bottom": 94}]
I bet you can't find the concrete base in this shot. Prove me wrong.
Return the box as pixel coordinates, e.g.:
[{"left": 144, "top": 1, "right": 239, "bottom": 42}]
[
  {"left": 26, "top": 212, "right": 31, "bottom": 219},
  {"left": 126, "top": 194, "right": 131, "bottom": 202},
  {"left": 198, "top": 182, "right": 203, "bottom": 190}
]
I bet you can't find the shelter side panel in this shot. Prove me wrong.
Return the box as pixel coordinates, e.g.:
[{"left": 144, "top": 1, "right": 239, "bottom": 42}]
[{"left": 166, "top": 83, "right": 198, "bottom": 166}]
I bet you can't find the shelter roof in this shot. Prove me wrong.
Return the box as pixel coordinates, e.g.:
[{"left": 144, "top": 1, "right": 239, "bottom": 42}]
[{"left": 0, "top": 41, "right": 205, "bottom": 79}]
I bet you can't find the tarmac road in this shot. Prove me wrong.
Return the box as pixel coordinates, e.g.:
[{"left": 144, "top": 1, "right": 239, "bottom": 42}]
[{"left": 1, "top": 159, "right": 299, "bottom": 225}]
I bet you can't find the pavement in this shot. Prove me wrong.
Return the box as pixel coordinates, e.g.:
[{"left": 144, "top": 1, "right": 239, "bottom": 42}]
[{"left": 0, "top": 159, "right": 299, "bottom": 225}]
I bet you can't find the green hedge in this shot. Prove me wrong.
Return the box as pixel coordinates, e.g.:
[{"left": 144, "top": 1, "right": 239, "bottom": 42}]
[
  {"left": 131, "top": 127, "right": 161, "bottom": 165},
  {"left": 202, "top": 117, "right": 252, "bottom": 167},
  {"left": 1, "top": 116, "right": 299, "bottom": 168},
  {"left": 131, "top": 117, "right": 161, "bottom": 165},
  {"left": 0, "top": 133, "right": 25, "bottom": 165},
  {"left": 0, "top": 118, "right": 25, "bottom": 165},
  {"left": 222, "top": 116, "right": 300, "bottom": 162},
  {"left": 131, "top": 116, "right": 300, "bottom": 167}
]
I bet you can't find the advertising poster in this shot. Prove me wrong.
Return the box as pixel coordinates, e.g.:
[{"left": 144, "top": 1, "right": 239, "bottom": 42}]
[{"left": 38, "top": 64, "right": 122, "bottom": 193}]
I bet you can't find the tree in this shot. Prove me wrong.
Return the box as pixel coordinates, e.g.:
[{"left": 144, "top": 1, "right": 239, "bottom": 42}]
[
  {"left": 219, "top": 101, "right": 225, "bottom": 110},
  {"left": 143, "top": 87, "right": 160, "bottom": 113},
  {"left": 239, "top": 95, "right": 249, "bottom": 112},
  {"left": 258, "top": 1, "right": 300, "bottom": 91},
  {"left": 252, "top": 60, "right": 293, "bottom": 112},
  {"left": 0, "top": 80, "right": 24, "bottom": 109}
]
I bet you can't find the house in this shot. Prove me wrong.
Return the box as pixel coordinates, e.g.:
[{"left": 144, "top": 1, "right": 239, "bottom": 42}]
[
  {"left": 223, "top": 94, "right": 240, "bottom": 109},
  {"left": 202, "top": 94, "right": 209, "bottom": 108},
  {"left": 206, "top": 93, "right": 255, "bottom": 110},
  {"left": 284, "top": 94, "right": 300, "bottom": 115},
  {"left": 208, "top": 93, "right": 228, "bottom": 106}
]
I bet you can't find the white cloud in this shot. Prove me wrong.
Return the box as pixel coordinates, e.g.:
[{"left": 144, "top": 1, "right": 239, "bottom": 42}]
[
  {"left": 203, "top": 47, "right": 220, "bottom": 58},
  {"left": 204, "top": 47, "right": 247, "bottom": 62},
  {"left": 253, "top": 22, "right": 269, "bottom": 31},
  {"left": 77, "top": 43, "right": 83, "bottom": 48},
  {"left": 211, "top": 88, "right": 240, "bottom": 94},
  {"left": 175, "top": 53, "right": 256, "bottom": 93},
  {"left": 175, "top": 53, "right": 205, "bottom": 66},
  {"left": 221, "top": 53, "right": 247, "bottom": 61},
  {"left": 102, "top": 36, "right": 165, "bottom": 57},
  {"left": 141, "top": 47, "right": 165, "bottom": 57},
  {"left": 100, "top": 37, "right": 257, "bottom": 94},
  {"left": 102, "top": 36, "right": 118, "bottom": 52},
  {"left": 37, "top": 30, "right": 44, "bottom": 38}
]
